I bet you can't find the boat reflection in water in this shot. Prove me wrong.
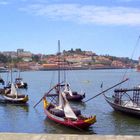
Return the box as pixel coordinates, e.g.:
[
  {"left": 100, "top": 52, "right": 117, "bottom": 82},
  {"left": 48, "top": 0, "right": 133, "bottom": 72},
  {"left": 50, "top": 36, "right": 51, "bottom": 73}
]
[
  {"left": 43, "top": 117, "right": 95, "bottom": 134},
  {"left": 0, "top": 98, "right": 29, "bottom": 112}
]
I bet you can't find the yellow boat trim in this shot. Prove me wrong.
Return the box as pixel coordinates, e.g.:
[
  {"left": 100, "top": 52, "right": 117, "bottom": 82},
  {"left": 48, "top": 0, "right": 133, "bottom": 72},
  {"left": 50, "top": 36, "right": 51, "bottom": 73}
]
[
  {"left": 43, "top": 98, "right": 49, "bottom": 109},
  {"left": 84, "top": 115, "right": 96, "bottom": 124},
  {"left": 23, "top": 95, "right": 29, "bottom": 102}
]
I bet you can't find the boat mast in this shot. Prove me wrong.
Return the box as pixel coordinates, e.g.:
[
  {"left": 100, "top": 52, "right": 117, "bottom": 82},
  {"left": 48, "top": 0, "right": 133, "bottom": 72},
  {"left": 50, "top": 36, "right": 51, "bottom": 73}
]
[
  {"left": 10, "top": 65, "right": 13, "bottom": 84},
  {"left": 63, "top": 54, "right": 66, "bottom": 83},
  {"left": 58, "top": 40, "right": 61, "bottom": 92},
  {"left": 18, "top": 64, "right": 21, "bottom": 79}
]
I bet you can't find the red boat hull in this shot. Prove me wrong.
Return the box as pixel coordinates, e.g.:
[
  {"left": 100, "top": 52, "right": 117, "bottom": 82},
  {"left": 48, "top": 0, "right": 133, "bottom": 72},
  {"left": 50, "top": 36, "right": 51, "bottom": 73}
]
[{"left": 44, "top": 108, "right": 96, "bottom": 129}]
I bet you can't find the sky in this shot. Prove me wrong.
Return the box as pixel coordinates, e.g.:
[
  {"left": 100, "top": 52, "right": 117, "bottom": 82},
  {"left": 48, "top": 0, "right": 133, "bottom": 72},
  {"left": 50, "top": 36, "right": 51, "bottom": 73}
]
[{"left": 0, "top": 0, "right": 140, "bottom": 59}]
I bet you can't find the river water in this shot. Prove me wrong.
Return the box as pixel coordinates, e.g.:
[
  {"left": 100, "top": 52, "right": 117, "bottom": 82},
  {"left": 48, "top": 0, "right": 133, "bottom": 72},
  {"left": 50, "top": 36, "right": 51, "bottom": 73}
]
[{"left": 0, "top": 69, "right": 140, "bottom": 135}]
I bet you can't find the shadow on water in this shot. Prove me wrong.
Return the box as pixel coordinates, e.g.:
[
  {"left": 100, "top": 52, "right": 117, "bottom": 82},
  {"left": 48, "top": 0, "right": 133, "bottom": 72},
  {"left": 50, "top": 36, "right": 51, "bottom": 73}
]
[
  {"left": 0, "top": 102, "right": 29, "bottom": 112},
  {"left": 69, "top": 101, "right": 87, "bottom": 109},
  {"left": 111, "top": 110, "right": 140, "bottom": 121},
  {"left": 43, "top": 117, "right": 96, "bottom": 134},
  {"left": 108, "top": 111, "right": 140, "bottom": 135}
]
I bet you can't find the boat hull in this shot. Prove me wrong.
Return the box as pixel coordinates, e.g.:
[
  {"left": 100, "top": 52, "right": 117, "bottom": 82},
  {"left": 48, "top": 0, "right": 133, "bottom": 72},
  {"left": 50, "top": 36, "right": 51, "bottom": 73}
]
[
  {"left": 66, "top": 92, "right": 85, "bottom": 101},
  {"left": 44, "top": 108, "right": 96, "bottom": 129},
  {"left": 66, "top": 94, "right": 85, "bottom": 101},
  {"left": 104, "top": 96, "right": 140, "bottom": 116},
  {"left": 2, "top": 95, "right": 28, "bottom": 104},
  {"left": 43, "top": 98, "right": 96, "bottom": 129}
]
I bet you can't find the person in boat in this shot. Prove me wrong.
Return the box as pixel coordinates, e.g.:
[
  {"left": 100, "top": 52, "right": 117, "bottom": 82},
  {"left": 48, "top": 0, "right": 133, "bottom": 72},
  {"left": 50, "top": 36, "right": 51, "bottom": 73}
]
[
  {"left": 66, "top": 83, "right": 70, "bottom": 90},
  {"left": 0, "top": 78, "right": 5, "bottom": 85},
  {"left": 113, "top": 92, "right": 120, "bottom": 104}
]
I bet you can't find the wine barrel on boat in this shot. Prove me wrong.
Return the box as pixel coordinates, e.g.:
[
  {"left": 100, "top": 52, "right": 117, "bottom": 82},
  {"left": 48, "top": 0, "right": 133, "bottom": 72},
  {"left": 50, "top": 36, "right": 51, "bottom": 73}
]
[
  {"left": 50, "top": 107, "right": 81, "bottom": 117},
  {"left": 72, "top": 91, "right": 78, "bottom": 95}
]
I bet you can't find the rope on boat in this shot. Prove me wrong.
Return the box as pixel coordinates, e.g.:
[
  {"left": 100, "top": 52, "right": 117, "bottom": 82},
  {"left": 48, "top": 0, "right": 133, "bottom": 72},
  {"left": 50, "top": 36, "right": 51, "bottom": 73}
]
[
  {"left": 33, "top": 81, "right": 64, "bottom": 108},
  {"left": 120, "top": 36, "right": 140, "bottom": 88}
]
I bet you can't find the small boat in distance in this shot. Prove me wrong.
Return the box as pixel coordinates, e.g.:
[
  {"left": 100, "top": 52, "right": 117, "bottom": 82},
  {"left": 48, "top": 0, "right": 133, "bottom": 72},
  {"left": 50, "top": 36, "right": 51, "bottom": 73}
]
[
  {"left": 14, "top": 69, "right": 28, "bottom": 89},
  {"left": 104, "top": 87, "right": 140, "bottom": 116},
  {"left": 59, "top": 82, "right": 85, "bottom": 101},
  {"left": 15, "top": 77, "right": 28, "bottom": 89},
  {"left": 3, "top": 83, "right": 28, "bottom": 103},
  {"left": 2, "top": 67, "right": 28, "bottom": 104},
  {"left": 43, "top": 84, "right": 96, "bottom": 129}
]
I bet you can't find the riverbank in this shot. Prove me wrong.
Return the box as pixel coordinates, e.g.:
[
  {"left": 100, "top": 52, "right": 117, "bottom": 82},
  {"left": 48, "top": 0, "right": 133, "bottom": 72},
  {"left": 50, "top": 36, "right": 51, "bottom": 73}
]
[
  {"left": 0, "top": 133, "right": 139, "bottom": 140},
  {"left": 34, "top": 66, "right": 129, "bottom": 71}
]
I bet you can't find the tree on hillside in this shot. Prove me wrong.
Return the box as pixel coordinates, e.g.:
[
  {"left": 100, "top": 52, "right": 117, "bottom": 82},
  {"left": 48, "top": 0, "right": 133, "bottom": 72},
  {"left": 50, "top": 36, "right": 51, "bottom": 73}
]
[
  {"left": 32, "top": 55, "right": 40, "bottom": 62},
  {"left": 0, "top": 54, "right": 11, "bottom": 63}
]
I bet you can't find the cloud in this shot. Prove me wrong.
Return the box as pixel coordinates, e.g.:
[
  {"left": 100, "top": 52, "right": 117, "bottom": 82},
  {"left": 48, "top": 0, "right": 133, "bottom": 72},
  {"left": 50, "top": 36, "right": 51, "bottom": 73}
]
[
  {"left": 0, "top": 1, "right": 9, "bottom": 5},
  {"left": 20, "top": 4, "right": 140, "bottom": 26}
]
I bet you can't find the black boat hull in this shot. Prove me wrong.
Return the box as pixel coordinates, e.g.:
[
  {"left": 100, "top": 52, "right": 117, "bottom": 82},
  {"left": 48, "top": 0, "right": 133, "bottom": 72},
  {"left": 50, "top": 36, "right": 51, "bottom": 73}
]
[
  {"left": 104, "top": 96, "right": 140, "bottom": 117},
  {"left": 66, "top": 92, "right": 85, "bottom": 101}
]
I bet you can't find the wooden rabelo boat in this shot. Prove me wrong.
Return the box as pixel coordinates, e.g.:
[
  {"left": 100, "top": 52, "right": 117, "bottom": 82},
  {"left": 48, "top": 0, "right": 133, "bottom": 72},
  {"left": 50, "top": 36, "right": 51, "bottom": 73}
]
[
  {"left": 3, "top": 83, "right": 28, "bottom": 104},
  {"left": 104, "top": 87, "right": 140, "bottom": 116},
  {"left": 43, "top": 84, "right": 96, "bottom": 129},
  {"left": 34, "top": 40, "right": 95, "bottom": 130}
]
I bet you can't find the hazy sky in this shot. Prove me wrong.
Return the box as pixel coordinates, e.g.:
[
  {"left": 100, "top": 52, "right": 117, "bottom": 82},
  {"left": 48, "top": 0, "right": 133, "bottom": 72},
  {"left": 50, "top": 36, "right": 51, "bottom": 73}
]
[{"left": 0, "top": 0, "right": 140, "bottom": 59}]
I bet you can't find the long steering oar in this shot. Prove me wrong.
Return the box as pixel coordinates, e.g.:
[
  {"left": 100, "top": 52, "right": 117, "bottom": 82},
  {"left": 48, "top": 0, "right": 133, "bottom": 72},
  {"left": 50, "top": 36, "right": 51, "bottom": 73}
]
[
  {"left": 84, "top": 78, "right": 129, "bottom": 103},
  {"left": 33, "top": 82, "right": 63, "bottom": 108}
]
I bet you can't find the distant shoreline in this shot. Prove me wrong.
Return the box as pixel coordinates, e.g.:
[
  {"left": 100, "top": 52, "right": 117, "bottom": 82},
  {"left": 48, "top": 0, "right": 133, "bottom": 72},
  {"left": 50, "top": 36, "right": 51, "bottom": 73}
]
[
  {"left": 32, "top": 67, "right": 130, "bottom": 71},
  {"left": 0, "top": 67, "right": 134, "bottom": 73}
]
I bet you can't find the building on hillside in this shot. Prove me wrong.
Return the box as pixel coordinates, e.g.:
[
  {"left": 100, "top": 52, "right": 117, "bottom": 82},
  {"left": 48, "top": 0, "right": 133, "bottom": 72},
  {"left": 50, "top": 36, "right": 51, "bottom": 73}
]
[
  {"left": 17, "top": 49, "right": 24, "bottom": 54},
  {"left": 137, "top": 57, "right": 140, "bottom": 71},
  {"left": 3, "top": 51, "right": 17, "bottom": 58},
  {"left": 94, "top": 56, "right": 112, "bottom": 65},
  {"left": 111, "top": 60, "right": 125, "bottom": 68},
  {"left": 85, "top": 51, "right": 96, "bottom": 56},
  {"left": 17, "top": 49, "right": 32, "bottom": 62},
  {"left": 29, "top": 62, "right": 43, "bottom": 70},
  {"left": 22, "top": 57, "right": 32, "bottom": 62},
  {"left": 17, "top": 62, "right": 30, "bottom": 70}
]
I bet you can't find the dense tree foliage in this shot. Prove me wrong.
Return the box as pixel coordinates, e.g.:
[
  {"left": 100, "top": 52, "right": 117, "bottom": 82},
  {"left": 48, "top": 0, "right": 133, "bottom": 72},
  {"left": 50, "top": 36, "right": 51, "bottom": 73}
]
[
  {"left": 0, "top": 54, "right": 11, "bottom": 63},
  {"left": 32, "top": 55, "right": 40, "bottom": 62}
]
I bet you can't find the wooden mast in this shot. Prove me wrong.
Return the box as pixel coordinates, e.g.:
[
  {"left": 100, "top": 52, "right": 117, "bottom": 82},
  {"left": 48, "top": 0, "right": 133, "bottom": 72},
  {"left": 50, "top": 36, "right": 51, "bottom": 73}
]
[{"left": 58, "top": 40, "right": 61, "bottom": 93}]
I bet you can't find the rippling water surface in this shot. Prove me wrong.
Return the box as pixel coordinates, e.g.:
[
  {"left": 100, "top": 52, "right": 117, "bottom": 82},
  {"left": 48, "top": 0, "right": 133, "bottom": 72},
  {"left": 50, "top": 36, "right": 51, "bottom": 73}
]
[{"left": 0, "top": 69, "right": 140, "bottom": 135}]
